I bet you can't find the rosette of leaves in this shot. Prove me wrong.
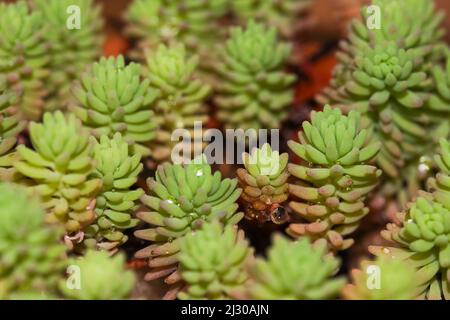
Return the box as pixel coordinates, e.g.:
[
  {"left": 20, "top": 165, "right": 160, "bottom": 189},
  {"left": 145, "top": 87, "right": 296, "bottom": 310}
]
[
  {"left": 0, "top": 77, "right": 25, "bottom": 181},
  {"left": 318, "top": 41, "right": 448, "bottom": 207},
  {"left": 71, "top": 55, "right": 157, "bottom": 157},
  {"left": 144, "top": 44, "right": 211, "bottom": 163},
  {"left": 243, "top": 235, "right": 345, "bottom": 299},
  {"left": 0, "top": 1, "right": 49, "bottom": 121},
  {"left": 59, "top": 250, "right": 135, "bottom": 300},
  {"left": 178, "top": 221, "right": 251, "bottom": 300},
  {"left": 33, "top": 0, "right": 103, "bottom": 112},
  {"left": 428, "top": 139, "right": 450, "bottom": 209},
  {"left": 214, "top": 21, "right": 295, "bottom": 130},
  {"left": 370, "top": 197, "right": 450, "bottom": 299},
  {"left": 83, "top": 133, "right": 143, "bottom": 252},
  {"left": 342, "top": 256, "right": 419, "bottom": 300},
  {"left": 0, "top": 183, "right": 67, "bottom": 299},
  {"left": 14, "top": 111, "right": 102, "bottom": 235},
  {"left": 237, "top": 143, "right": 290, "bottom": 224},
  {"left": 134, "top": 159, "right": 243, "bottom": 299},
  {"left": 287, "top": 106, "right": 381, "bottom": 251},
  {"left": 124, "top": 0, "right": 222, "bottom": 63},
  {"left": 232, "top": 0, "right": 311, "bottom": 39}
]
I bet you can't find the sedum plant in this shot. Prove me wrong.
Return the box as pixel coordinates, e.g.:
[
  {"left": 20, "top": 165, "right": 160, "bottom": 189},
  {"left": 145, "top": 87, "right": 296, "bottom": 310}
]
[
  {"left": 0, "top": 1, "right": 49, "bottom": 121},
  {"left": 242, "top": 236, "right": 345, "bottom": 300},
  {"left": 237, "top": 143, "right": 290, "bottom": 223},
  {"left": 288, "top": 106, "right": 381, "bottom": 251},
  {"left": 214, "top": 21, "right": 295, "bottom": 130},
  {"left": 178, "top": 222, "right": 251, "bottom": 300},
  {"left": 134, "top": 158, "right": 243, "bottom": 299},
  {"left": 33, "top": 0, "right": 103, "bottom": 112},
  {"left": 124, "top": 0, "right": 224, "bottom": 65},
  {"left": 0, "top": 76, "right": 25, "bottom": 181},
  {"left": 0, "top": 183, "right": 67, "bottom": 299},
  {"left": 144, "top": 44, "right": 211, "bottom": 163},
  {"left": 232, "top": 0, "right": 311, "bottom": 40},
  {"left": 428, "top": 139, "right": 450, "bottom": 209},
  {"left": 71, "top": 55, "right": 157, "bottom": 157},
  {"left": 342, "top": 256, "right": 419, "bottom": 300},
  {"left": 84, "top": 133, "right": 143, "bottom": 252},
  {"left": 370, "top": 196, "right": 450, "bottom": 299},
  {"left": 14, "top": 111, "right": 102, "bottom": 235},
  {"left": 59, "top": 250, "right": 135, "bottom": 300}
]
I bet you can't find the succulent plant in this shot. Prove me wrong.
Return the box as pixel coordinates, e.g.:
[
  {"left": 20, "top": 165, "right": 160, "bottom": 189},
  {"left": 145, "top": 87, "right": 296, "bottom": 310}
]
[
  {"left": 370, "top": 196, "right": 450, "bottom": 299},
  {"left": 342, "top": 256, "right": 418, "bottom": 300},
  {"left": 237, "top": 143, "right": 290, "bottom": 223},
  {"left": 243, "top": 235, "right": 345, "bottom": 299},
  {"left": 33, "top": 0, "right": 103, "bottom": 112},
  {"left": 0, "top": 76, "right": 25, "bottom": 181},
  {"left": 214, "top": 21, "right": 295, "bottom": 130},
  {"left": 14, "top": 111, "right": 102, "bottom": 236},
  {"left": 83, "top": 133, "right": 143, "bottom": 252},
  {"left": 0, "top": 1, "right": 49, "bottom": 121},
  {"left": 0, "top": 183, "right": 67, "bottom": 299},
  {"left": 287, "top": 106, "right": 381, "bottom": 251},
  {"left": 124, "top": 0, "right": 224, "bottom": 65},
  {"left": 71, "top": 55, "right": 157, "bottom": 157},
  {"left": 59, "top": 250, "right": 135, "bottom": 300},
  {"left": 232, "top": 0, "right": 311, "bottom": 39},
  {"left": 144, "top": 44, "right": 211, "bottom": 163},
  {"left": 178, "top": 221, "right": 251, "bottom": 300},
  {"left": 428, "top": 139, "right": 450, "bottom": 210},
  {"left": 134, "top": 159, "right": 243, "bottom": 299}
]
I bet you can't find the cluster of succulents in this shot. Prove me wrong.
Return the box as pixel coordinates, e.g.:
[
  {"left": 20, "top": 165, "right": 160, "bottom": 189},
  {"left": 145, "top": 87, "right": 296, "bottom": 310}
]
[
  {"left": 288, "top": 106, "right": 381, "bottom": 251},
  {"left": 3, "top": 0, "right": 450, "bottom": 302},
  {"left": 318, "top": 0, "right": 450, "bottom": 207}
]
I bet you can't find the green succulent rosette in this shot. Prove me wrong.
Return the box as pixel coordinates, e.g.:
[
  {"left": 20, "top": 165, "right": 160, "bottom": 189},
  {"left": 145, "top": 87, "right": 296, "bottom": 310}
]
[
  {"left": 71, "top": 55, "right": 157, "bottom": 157},
  {"left": 0, "top": 1, "right": 49, "bottom": 121},
  {"left": 0, "top": 76, "right": 25, "bottom": 181},
  {"left": 232, "top": 0, "right": 311, "bottom": 39},
  {"left": 178, "top": 221, "right": 251, "bottom": 300},
  {"left": 14, "top": 111, "right": 102, "bottom": 235},
  {"left": 33, "top": 0, "right": 103, "bottom": 112},
  {"left": 237, "top": 143, "right": 290, "bottom": 223},
  {"left": 428, "top": 139, "right": 450, "bottom": 210},
  {"left": 0, "top": 183, "right": 67, "bottom": 299},
  {"left": 244, "top": 236, "right": 345, "bottom": 299},
  {"left": 371, "top": 197, "right": 450, "bottom": 300},
  {"left": 144, "top": 44, "right": 211, "bottom": 163},
  {"left": 288, "top": 106, "right": 381, "bottom": 251},
  {"left": 214, "top": 21, "right": 295, "bottom": 130},
  {"left": 59, "top": 250, "right": 135, "bottom": 300},
  {"left": 134, "top": 158, "right": 243, "bottom": 299},
  {"left": 83, "top": 133, "right": 143, "bottom": 252},
  {"left": 124, "top": 0, "right": 224, "bottom": 66},
  {"left": 342, "top": 256, "right": 419, "bottom": 300}
]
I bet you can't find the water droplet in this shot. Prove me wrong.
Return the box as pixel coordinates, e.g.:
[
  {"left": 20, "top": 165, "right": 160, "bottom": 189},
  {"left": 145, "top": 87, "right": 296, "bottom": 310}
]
[
  {"left": 196, "top": 170, "right": 203, "bottom": 177},
  {"left": 270, "top": 206, "right": 289, "bottom": 225}
]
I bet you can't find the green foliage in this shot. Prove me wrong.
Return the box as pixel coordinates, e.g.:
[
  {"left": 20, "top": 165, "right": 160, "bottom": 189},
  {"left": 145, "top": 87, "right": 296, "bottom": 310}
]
[
  {"left": 244, "top": 236, "right": 345, "bottom": 299},
  {"left": 84, "top": 133, "right": 143, "bottom": 251},
  {"left": 71, "top": 55, "right": 157, "bottom": 156},
  {"left": 0, "top": 76, "right": 25, "bottom": 181},
  {"left": 214, "top": 21, "right": 295, "bottom": 130},
  {"left": 144, "top": 44, "right": 211, "bottom": 163},
  {"left": 237, "top": 143, "right": 290, "bottom": 223},
  {"left": 0, "top": 1, "right": 49, "bottom": 121},
  {"left": 318, "top": 0, "right": 449, "bottom": 207},
  {"left": 428, "top": 139, "right": 450, "bottom": 209},
  {"left": 342, "top": 256, "right": 418, "bottom": 300},
  {"left": 59, "top": 250, "right": 135, "bottom": 299},
  {"left": 288, "top": 106, "right": 381, "bottom": 251},
  {"left": 14, "top": 111, "right": 102, "bottom": 234},
  {"left": 371, "top": 197, "right": 450, "bottom": 299},
  {"left": 33, "top": 0, "right": 103, "bottom": 112},
  {"left": 135, "top": 159, "right": 243, "bottom": 290},
  {"left": 0, "top": 183, "right": 66, "bottom": 299},
  {"left": 178, "top": 221, "right": 251, "bottom": 300},
  {"left": 124, "top": 0, "right": 224, "bottom": 63},
  {"left": 232, "top": 0, "right": 311, "bottom": 39}
]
